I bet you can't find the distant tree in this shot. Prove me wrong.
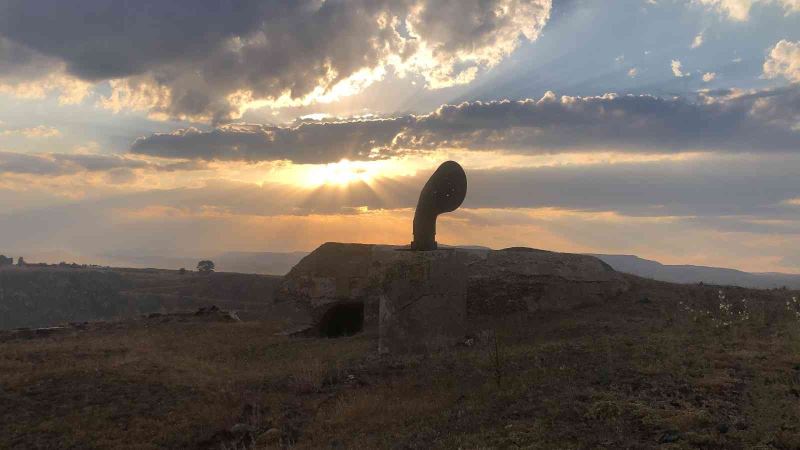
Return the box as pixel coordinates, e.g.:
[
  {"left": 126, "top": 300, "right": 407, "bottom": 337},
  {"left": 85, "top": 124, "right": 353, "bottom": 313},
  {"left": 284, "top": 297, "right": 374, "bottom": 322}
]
[
  {"left": 17, "top": 257, "right": 25, "bottom": 266},
  {"left": 179, "top": 267, "right": 187, "bottom": 275},
  {"left": 0, "top": 255, "right": 12, "bottom": 266},
  {"left": 197, "top": 260, "right": 215, "bottom": 273}
]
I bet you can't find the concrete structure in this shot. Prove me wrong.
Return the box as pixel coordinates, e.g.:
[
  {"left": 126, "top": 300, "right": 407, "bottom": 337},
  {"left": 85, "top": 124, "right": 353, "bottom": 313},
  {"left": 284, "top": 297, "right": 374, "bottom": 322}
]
[
  {"left": 274, "top": 243, "right": 476, "bottom": 339},
  {"left": 274, "top": 242, "right": 629, "bottom": 354},
  {"left": 467, "top": 247, "right": 630, "bottom": 315},
  {"left": 378, "top": 249, "right": 469, "bottom": 354}
]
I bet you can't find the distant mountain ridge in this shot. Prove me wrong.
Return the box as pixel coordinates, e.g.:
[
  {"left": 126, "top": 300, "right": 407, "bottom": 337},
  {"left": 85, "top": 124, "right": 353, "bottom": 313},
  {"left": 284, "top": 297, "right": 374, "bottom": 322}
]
[
  {"left": 590, "top": 254, "right": 800, "bottom": 290},
  {"left": 214, "top": 251, "right": 310, "bottom": 275},
  {"left": 13, "top": 247, "right": 800, "bottom": 288}
]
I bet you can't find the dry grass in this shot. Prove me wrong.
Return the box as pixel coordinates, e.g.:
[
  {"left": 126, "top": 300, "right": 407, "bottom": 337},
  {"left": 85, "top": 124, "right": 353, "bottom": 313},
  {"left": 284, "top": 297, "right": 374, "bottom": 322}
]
[{"left": 2, "top": 275, "right": 800, "bottom": 448}]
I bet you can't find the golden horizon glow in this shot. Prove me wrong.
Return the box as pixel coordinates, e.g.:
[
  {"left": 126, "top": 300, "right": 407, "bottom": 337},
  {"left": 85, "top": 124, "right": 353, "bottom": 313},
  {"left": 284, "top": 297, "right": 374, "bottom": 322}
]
[{"left": 0, "top": 151, "right": 718, "bottom": 199}]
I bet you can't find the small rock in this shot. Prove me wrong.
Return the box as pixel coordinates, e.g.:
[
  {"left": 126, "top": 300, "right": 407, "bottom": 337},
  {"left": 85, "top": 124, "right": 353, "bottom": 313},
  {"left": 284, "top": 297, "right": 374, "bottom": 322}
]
[
  {"left": 259, "top": 428, "right": 281, "bottom": 444},
  {"left": 230, "top": 423, "right": 254, "bottom": 435},
  {"left": 717, "top": 423, "right": 729, "bottom": 434},
  {"left": 659, "top": 430, "right": 680, "bottom": 443},
  {"left": 194, "top": 305, "right": 220, "bottom": 316}
]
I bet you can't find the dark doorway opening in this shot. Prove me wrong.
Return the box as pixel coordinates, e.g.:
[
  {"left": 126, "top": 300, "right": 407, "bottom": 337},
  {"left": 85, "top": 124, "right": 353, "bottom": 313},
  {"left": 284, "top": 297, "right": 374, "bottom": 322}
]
[{"left": 319, "top": 302, "right": 364, "bottom": 337}]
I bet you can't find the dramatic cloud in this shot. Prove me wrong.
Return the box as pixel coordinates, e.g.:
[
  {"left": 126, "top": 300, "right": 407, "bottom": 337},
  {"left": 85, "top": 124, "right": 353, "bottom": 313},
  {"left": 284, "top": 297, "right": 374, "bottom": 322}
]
[
  {"left": 0, "top": 71, "right": 91, "bottom": 105},
  {"left": 0, "top": 151, "right": 202, "bottom": 176},
  {"left": 697, "top": 0, "right": 800, "bottom": 21},
  {"left": 764, "top": 39, "right": 800, "bottom": 82},
  {"left": 6, "top": 153, "right": 800, "bottom": 271},
  {"left": 132, "top": 87, "right": 800, "bottom": 163},
  {"left": 112, "top": 155, "right": 800, "bottom": 220},
  {"left": 463, "top": 156, "right": 800, "bottom": 218},
  {"left": 5, "top": 0, "right": 800, "bottom": 273},
  {"left": 131, "top": 120, "right": 414, "bottom": 164},
  {"left": 0, "top": 0, "right": 551, "bottom": 122},
  {"left": 16, "top": 149, "right": 800, "bottom": 224},
  {"left": 0, "top": 37, "right": 91, "bottom": 104},
  {"left": 0, "top": 37, "right": 53, "bottom": 79}
]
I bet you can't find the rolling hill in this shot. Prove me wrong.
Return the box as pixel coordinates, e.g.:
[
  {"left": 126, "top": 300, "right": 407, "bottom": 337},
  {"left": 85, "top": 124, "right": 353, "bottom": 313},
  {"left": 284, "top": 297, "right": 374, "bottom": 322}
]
[{"left": 592, "top": 254, "right": 800, "bottom": 289}]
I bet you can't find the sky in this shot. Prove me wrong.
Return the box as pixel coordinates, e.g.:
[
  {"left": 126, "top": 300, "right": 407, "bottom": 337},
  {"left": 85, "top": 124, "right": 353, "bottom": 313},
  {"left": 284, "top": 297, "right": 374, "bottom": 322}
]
[{"left": 1, "top": 0, "right": 800, "bottom": 272}]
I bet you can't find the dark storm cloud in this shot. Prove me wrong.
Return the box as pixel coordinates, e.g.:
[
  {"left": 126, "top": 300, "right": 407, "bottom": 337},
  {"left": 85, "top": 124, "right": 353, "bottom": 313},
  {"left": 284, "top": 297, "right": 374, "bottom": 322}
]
[
  {"left": 0, "top": 37, "right": 56, "bottom": 79},
  {"left": 131, "top": 119, "right": 416, "bottom": 164},
  {"left": 0, "top": 151, "right": 206, "bottom": 175},
  {"left": 0, "top": 0, "right": 551, "bottom": 122},
  {"left": 131, "top": 87, "right": 800, "bottom": 163},
  {"left": 0, "top": 0, "right": 269, "bottom": 80}
]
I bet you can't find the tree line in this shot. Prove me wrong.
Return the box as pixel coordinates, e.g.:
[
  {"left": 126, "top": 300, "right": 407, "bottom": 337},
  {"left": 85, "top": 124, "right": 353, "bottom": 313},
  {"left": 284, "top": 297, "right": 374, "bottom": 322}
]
[
  {"left": 0, "top": 255, "right": 24, "bottom": 266},
  {"left": 1, "top": 254, "right": 216, "bottom": 273}
]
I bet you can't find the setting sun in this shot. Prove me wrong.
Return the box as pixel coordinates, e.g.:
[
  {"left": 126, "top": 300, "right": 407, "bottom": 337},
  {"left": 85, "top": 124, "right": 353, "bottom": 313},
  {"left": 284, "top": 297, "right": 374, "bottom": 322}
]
[{"left": 303, "top": 159, "right": 373, "bottom": 187}]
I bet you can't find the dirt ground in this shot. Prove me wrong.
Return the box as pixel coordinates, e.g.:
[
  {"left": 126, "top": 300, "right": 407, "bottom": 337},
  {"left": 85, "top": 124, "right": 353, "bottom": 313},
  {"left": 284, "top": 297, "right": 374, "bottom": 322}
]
[{"left": 1, "top": 275, "right": 800, "bottom": 449}]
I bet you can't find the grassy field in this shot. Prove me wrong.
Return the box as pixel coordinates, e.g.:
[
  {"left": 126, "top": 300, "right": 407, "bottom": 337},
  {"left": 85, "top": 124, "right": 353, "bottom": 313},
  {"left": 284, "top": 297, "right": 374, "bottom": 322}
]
[
  {"left": 1, "top": 275, "right": 800, "bottom": 449},
  {"left": 0, "top": 267, "right": 282, "bottom": 329}
]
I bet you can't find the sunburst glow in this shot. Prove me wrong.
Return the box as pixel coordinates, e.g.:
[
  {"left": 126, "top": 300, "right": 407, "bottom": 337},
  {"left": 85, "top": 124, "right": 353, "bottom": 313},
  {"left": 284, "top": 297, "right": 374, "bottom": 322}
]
[{"left": 303, "top": 159, "right": 376, "bottom": 187}]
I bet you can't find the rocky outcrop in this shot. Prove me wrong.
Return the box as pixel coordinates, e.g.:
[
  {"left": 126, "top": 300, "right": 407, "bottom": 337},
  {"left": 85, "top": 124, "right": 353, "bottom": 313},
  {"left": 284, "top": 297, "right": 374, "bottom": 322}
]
[{"left": 275, "top": 243, "right": 629, "bottom": 345}]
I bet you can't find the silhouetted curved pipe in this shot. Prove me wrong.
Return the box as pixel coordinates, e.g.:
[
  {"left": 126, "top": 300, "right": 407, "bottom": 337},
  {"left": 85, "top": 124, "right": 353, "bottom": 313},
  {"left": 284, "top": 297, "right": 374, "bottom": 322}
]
[{"left": 411, "top": 161, "right": 467, "bottom": 251}]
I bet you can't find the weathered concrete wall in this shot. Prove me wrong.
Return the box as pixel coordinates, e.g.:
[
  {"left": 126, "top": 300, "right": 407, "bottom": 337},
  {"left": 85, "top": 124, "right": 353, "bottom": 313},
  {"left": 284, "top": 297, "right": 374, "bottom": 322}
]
[
  {"left": 275, "top": 243, "right": 389, "bottom": 333},
  {"left": 378, "top": 249, "right": 468, "bottom": 354},
  {"left": 466, "top": 247, "right": 629, "bottom": 315}
]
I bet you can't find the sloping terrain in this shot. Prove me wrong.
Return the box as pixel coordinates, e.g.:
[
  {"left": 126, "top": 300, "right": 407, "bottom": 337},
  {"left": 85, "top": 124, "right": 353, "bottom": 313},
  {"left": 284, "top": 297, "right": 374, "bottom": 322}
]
[
  {"left": 593, "top": 254, "right": 800, "bottom": 290},
  {"left": 1, "top": 275, "right": 799, "bottom": 448},
  {"left": 0, "top": 267, "right": 282, "bottom": 330}
]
